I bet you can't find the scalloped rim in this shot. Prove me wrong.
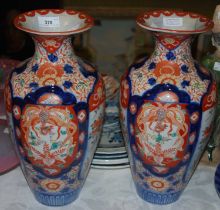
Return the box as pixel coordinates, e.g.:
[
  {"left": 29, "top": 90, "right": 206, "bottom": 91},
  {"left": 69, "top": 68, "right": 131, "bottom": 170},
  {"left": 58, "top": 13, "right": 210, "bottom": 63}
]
[
  {"left": 14, "top": 9, "right": 94, "bottom": 36},
  {"left": 136, "top": 10, "right": 213, "bottom": 34}
]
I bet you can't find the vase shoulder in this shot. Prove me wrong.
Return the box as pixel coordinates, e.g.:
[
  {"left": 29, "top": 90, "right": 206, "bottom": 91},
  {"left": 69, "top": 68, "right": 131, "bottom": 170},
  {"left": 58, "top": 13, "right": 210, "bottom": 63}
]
[
  {"left": 127, "top": 41, "right": 213, "bottom": 105},
  {"left": 9, "top": 56, "right": 100, "bottom": 105}
]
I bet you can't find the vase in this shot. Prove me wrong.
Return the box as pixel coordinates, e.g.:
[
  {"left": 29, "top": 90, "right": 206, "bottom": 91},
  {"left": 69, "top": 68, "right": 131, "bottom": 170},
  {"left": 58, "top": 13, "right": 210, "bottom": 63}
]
[
  {"left": 120, "top": 10, "right": 216, "bottom": 205},
  {"left": 4, "top": 9, "right": 105, "bottom": 206}
]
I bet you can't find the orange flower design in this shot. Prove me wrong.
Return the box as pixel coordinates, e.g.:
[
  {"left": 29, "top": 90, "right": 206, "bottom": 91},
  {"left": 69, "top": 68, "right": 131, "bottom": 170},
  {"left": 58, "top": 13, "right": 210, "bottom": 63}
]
[
  {"left": 89, "top": 78, "right": 105, "bottom": 111},
  {"left": 145, "top": 176, "right": 170, "bottom": 192},
  {"left": 40, "top": 179, "right": 66, "bottom": 192},
  {"left": 136, "top": 101, "right": 189, "bottom": 168},
  {"left": 37, "top": 63, "right": 64, "bottom": 86},
  {"left": 35, "top": 36, "right": 64, "bottom": 54},
  {"left": 20, "top": 105, "right": 79, "bottom": 176},
  {"left": 154, "top": 61, "right": 180, "bottom": 85},
  {"left": 202, "top": 81, "right": 217, "bottom": 111}
]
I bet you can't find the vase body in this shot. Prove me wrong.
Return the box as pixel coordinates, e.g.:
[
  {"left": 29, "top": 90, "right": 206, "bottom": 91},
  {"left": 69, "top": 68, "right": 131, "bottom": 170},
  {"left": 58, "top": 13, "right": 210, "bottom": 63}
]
[
  {"left": 120, "top": 10, "right": 216, "bottom": 205},
  {"left": 5, "top": 9, "right": 105, "bottom": 206}
]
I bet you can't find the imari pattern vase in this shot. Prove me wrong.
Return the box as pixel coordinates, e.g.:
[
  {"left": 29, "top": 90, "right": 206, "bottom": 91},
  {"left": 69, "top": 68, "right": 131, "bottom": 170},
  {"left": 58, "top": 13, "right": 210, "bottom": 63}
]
[
  {"left": 120, "top": 10, "right": 216, "bottom": 205},
  {"left": 4, "top": 9, "right": 105, "bottom": 206}
]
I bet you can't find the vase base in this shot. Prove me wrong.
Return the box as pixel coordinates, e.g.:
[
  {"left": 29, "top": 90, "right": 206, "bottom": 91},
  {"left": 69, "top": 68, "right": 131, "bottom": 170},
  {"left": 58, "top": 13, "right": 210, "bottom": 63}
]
[
  {"left": 34, "top": 189, "right": 80, "bottom": 206},
  {"left": 136, "top": 184, "right": 182, "bottom": 205}
]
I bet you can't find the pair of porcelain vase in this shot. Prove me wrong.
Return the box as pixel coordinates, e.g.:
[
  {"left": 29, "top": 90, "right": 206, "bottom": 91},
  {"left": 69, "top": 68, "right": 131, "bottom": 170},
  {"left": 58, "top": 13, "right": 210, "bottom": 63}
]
[{"left": 5, "top": 9, "right": 216, "bottom": 206}]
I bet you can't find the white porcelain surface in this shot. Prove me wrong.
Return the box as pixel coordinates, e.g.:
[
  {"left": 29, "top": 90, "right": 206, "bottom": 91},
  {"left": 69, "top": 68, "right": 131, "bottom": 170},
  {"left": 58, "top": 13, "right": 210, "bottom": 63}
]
[
  {"left": 14, "top": 9, "right": 94, "bottom": 35},
  {"left": 137, "top": 10, "right": 213, "bottom": 34}
]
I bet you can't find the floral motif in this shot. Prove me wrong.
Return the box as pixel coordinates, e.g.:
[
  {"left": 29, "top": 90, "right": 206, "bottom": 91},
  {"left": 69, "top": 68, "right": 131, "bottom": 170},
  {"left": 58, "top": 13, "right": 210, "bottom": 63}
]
[
  {"left": 64, "top": 72, "right": 95, "bottom": 102},
  {"left": 148, "top": 78, "right": 156, "bottom": 85},
  {"left": 184, "top": 78, "right": 209, "bottom": 102},
  {"left": 77, "top": 110, "right": 87, "bottom": 123},
  {"left": 32, "top": 64, "right": 39, "bottom": 72},
  {"left": 48, "top": 54, "right": 58, "bottom": 63},
  {"left": 133, "top": 158, "right": 187, "bottom": 193},
  {"left": 190, "top": 112, "right": 200, "bottom": 123},
  {"left": 165, "top": 51, "right": 176, "bottom": 60},
  {"left": 40, "top": 179, "right": 66, "bottom": 193},
  {"left": 202, "top": 81, "right": 217, "bottom": 111},
  {"left": 129, "top": 38, "right": 210, "bottom": 104},
  {"left": 34, "top": 36, "right": 64, "bottom": 54},
  {"left": 11, "top": 70, "right": 36, "bottom": 99},
  {"left": 11, "top": 38, "right": 96, "bottom": 103},
  {"left": 37, "top": 63, "right": 64, "bottom": 86},
  {"left": 148, "top": 62, "right": 156, "bottom": 70},
  {"left": 145, "top": 176, "right": 170, "bottom": 192},
  {"left": 13, "top": 105, "right": 21, "bottom": 120},
  {"left": 89, "top": 78, "right": 105, "bottom": 111},
  {"left": 63, "top": 81, "right": 73, "bottom": 89},
  {"left": 64, "top": 64, "right": 74, "bottom": 74},
  {"left": 20, "top": 105, "right": 79, "bottom": 176},
  {"left": 81, "top": 103, "right": 104, "bottom": 180},
  {"left": 130, "top": 68, "right": 152, "bottom": 96},
  {"left": 154, "top": 61, "right": 180, "bottom": 84},
  {"left": 155, "top": 33, "right": 189, "bottom": 50},
  {"left": 135, "top": 101, "right": 189, "bottom": 168}
]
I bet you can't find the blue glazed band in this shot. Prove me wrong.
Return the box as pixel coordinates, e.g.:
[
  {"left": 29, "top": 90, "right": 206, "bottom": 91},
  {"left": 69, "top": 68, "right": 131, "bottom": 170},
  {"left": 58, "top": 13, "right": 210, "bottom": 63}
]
[
  {"left": 135, "top": 183, "right": 182, "bottom": 205},
  {"left": 33, "top": 189, "right": 81, "bottom": 206}
]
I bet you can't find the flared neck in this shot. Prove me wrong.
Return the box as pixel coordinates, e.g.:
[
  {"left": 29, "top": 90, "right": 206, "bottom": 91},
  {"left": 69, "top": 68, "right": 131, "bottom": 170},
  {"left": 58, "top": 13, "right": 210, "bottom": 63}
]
[
  {"left": 13, "top": 9, "right": 94, "bottom": 65},
  {"left": 136, "top": 10, "right": 213, "bottom": 62},
  {"left": 151, "top": 32, "right": 194, "bottom": 62},
  {"left": 31, "top": 35, "right": 76, "bottom": 64}
]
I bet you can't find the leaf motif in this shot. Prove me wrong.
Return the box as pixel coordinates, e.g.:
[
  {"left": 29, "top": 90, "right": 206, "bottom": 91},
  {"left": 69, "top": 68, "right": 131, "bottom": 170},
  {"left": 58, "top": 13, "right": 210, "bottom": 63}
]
[
  {"left": 69, "top": 147, "right": 74, "bottom": 155},
  {"left": 156, "top": 134, "right": 163, "bottom": 142},
  {"left": 28, "top": 150, "right": 33, "bottom": 157},
  {"left": 61, "top": 130, "right": 67, "bottom": 135},
  {"left": 51, "top": 143, "right": 58, "bottom": 150},
  {"left": 170, "top": 132, "right": 177, "bottom": 137}
]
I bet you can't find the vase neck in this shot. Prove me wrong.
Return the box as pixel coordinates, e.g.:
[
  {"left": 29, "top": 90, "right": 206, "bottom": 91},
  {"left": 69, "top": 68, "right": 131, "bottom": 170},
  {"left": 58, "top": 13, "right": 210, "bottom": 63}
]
[
  {"left": 151, "top": 32, "right": 194, "bottom": 64},
  {"left": 31, "top": 35, "right": 76, "bottom": 64}
]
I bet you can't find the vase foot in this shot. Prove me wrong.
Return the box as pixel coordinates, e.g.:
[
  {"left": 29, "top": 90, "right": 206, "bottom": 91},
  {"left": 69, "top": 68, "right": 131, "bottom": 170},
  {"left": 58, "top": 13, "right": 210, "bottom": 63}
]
[
  {"left": 136, "top": 184, "right": 182, "bottom": 205},
  {"left": 33, "top": 189, "right": 80, "bottom": 206}
]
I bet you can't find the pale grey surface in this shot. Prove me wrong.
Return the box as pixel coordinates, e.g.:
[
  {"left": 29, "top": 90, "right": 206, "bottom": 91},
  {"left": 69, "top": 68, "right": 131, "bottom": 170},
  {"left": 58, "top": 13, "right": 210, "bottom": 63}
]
[{"left": 0, "top": 165, "right": 219, "bottom": 210}]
